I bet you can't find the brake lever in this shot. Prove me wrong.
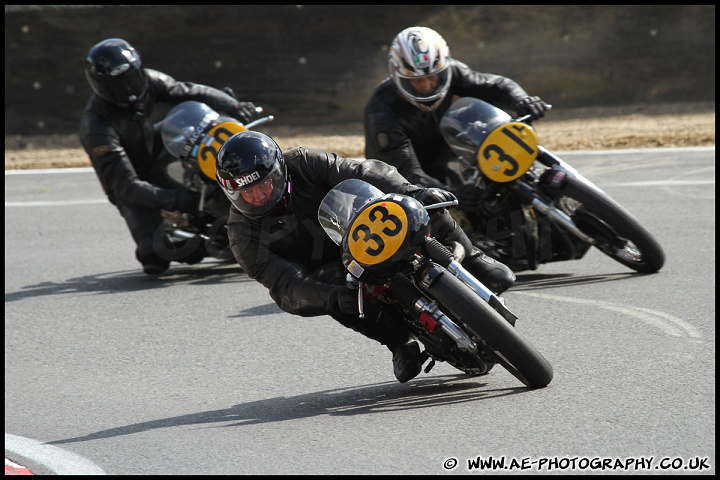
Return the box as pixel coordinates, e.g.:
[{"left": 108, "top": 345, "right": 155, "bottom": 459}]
[
  {"left": 424, "top": 200, "right": 459, "bottom": 211},
  {"left": 514, "top": 104, "right": 553, "bottom": 123}
]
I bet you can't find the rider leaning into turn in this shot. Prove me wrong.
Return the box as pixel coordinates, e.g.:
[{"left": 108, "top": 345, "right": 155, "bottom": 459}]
[
  {"left": 79, "top": 38, "right": 261, "bottom": 276},
  {"left": 364, "top": 26, "right": 550, "bottom": 212},
  {"left": 215, "top": 131, "right": 516, "bottom": 383}
]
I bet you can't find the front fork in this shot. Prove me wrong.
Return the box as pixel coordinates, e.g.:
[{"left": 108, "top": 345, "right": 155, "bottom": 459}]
[
  {"left": 518, "top": 147, "right": 597, "bottom": 245},
  {"left": 346, "top": 270, "right": 477, "bottom": 353},
  {"left": 422, "top": 237, "right": 517, "bottom": 325},
  {"left": 388, "top": 269, "right": 477, "bottom": 353},
  {"left": 513, "top": 179, "right": 596, "bottom": 246}
]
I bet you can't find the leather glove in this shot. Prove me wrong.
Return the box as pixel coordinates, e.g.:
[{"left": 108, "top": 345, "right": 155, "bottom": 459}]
[
  {"left": 412, "top": 187, "right": 458, "bottom": 209},
  {"left": 453, "top": 184, "right": 484, "bottom": 213},
  {"left": 235, "top": 101, "right": 259, "bottom": 124},
  {"left": 329, "top": 285, "right": 360, "bottom": 317},
  {"left": 173, "top": 191, "right": 201, "bottom": 214},
  {"left": 514, "top": 96, "right": 550, "bottom": 120}
]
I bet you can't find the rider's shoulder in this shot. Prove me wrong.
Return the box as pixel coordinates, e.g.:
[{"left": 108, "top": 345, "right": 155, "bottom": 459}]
[
  {"left": 145, "top": 68, "right": 176, "bottom": 85},
  {"left": 284, "top": 146, "right": 332, "bottom": 165},
  {"left": 283, "top": 146, "right": 305, "bottom": 161},
  {"left": 366, "top": 87, "right": 407, "bottom": 120},
  {"left": 449, "top": 59, "right": 474, "bottom": 75}
]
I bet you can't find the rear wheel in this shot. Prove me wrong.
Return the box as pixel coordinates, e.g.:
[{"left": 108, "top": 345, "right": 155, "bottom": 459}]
[{"left": 421, "top": 270, "right": 553, "bottom": 389}]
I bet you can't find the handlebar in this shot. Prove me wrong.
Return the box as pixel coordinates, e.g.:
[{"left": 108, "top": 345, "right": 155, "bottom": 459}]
[
  {"left": 246, "top": 115, "right": 274, "bottom": 129},
  {"left": 515, "top": 103, "right": 553, "bottom": 123}
]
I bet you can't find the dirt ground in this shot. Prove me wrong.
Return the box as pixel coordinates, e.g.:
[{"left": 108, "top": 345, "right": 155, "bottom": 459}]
[{"left": 4, "top": 101, "right": 714, "bottom": 170}]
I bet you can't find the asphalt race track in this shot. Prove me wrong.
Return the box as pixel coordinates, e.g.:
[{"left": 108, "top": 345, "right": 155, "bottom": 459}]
[{"left": 4, "top": 147, "right": 715, "bottom": 475}]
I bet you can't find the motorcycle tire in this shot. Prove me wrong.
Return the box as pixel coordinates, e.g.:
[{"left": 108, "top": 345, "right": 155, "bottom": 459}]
[
  {"left": 557, "top": 175, "right": 665, "bottom": 273},
  {"left": 421, "top": 270, "right": 553, "bottom": 389}
]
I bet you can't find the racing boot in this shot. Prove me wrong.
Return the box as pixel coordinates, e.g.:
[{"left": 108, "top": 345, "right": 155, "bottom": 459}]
[
  {"left": 461, "top": 247, "right": 516, "bottom": 295},
  {"left": 331, "top": 300, "right": 423, "bottom": 383},
  {"left": 142, "top": 260, "right": 170, "bottom": 276},
  {"left": 122, "top": 205, "right": 170, "bottom": 276},
  {"left": 137, "top": 246, "right": 170, "bottom": 276},
  {"left": 391, "top": 340, "right": 423, "bottom": 383}
]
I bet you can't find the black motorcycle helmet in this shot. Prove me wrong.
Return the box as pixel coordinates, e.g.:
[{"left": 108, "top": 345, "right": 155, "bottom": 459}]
[
  {"left": 216, "top": 131, "right": 290, "bottom": 219},
  {"left": 85, "top": 38, "right": 148, "bottom": 109}
]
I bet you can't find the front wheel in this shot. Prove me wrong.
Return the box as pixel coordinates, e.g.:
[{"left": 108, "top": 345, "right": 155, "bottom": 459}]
[
  {"left": 557, "top": 175, "right": 665, "bottom": 273},
  {"left": 421, "top": 270, "right": 553, "bottom": 389}
]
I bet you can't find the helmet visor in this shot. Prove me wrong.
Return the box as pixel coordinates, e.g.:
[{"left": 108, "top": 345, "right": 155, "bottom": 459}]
[
  {"left": 88, "top": 67, "right": 148, "bottom": 106},
  {"left": 217, "top": 163, "right": 286, "bottom": 218},
  {"left": 396, "top": 67, "right": 450, "bottom": 102}
]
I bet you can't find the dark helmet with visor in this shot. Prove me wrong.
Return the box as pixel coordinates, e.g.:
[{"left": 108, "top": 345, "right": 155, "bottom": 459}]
[
  {"left": 85, "top": 38, "right": 149, "bottom": 109},
  {"left": 216, "top": 131, "right": 289, "bottom": 220}
]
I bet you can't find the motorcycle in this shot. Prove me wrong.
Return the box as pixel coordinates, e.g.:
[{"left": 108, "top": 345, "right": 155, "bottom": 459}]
[
  {"left": 318, "top": 178, "right": 553, "bottom": 388},
  {"left": 159, "top": 100, "right": 273, "bottom": 262},
  {"left": 439, "top": 97, "right": 665, "bottom": 273}
]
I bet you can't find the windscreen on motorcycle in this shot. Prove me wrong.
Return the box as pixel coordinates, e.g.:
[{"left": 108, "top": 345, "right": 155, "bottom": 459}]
[
  {"left": 318, "top": 179, "right": 385, "bottom": 246},
  {"left": 439, "top": 97, "right": 512, "bottom": 162},
  {"left": 161, "top": 101, "right": 222, "bottom": 160},
  {"left": 161, "top": 101, "right": 246, "bottom": 180}
]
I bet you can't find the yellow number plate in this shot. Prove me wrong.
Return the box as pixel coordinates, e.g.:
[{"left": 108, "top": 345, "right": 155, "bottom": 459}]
[
  {"left": 477, "top": 121, "right": 539, "bottom": 183},
  {"left": 196, "top": 121, "right": 246, "bottom": 180},
  {"left": 348, "top": 201, "right": 408, "bottom": 265}
]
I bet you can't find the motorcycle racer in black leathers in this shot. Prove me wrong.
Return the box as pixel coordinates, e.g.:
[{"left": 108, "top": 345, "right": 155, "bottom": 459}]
[
  {"left": 216, "top": 131, "right": 515, "bottom": 383},
  {"left": 79, "top": 38, "right": 260, "bottom": 275}
]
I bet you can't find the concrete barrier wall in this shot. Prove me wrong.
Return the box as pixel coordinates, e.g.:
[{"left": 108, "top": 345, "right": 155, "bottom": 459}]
[{"left": 4, "top": 5, "right": 715, "bottom": 135}]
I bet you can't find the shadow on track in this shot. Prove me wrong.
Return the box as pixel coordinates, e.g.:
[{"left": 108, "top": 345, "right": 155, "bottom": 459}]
[
  {"left": 46, "top": 375, "right": 529, "bottom": 445},
  {"left": 4, "top": 261, "right": 251, "bottom": 303},
  {"left": 511, "top": 271, "right": 653, "bottom": 291}
]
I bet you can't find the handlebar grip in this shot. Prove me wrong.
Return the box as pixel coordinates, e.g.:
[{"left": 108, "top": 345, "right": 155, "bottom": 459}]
[{"left": 422, "top": 237, "right": 455, "bottom": 268}]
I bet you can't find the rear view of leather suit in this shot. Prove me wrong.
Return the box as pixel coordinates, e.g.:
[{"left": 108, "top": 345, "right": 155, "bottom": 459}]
[{"left": 79, "top": 38, "right": 261, "bottom": 275}]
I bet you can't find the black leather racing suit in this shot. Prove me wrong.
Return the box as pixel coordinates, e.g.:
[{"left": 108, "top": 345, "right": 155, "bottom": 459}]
[
  {"left": 226, "top": 148, "right": 478, "bottom": 350},
  {"left": 364, "top": 59, "right": 531, "bottom": 189},
  {"left": 79, "top": 68, "right": 251, "bottom": 269}
]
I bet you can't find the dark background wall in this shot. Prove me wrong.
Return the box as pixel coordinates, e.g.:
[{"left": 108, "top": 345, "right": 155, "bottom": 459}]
[{"left": 4, "top": 5, "right": 716, "bottom": 136}]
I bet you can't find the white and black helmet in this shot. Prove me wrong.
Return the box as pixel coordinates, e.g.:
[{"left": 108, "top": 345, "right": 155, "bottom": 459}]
[{"left": 388, "top": 26, "right": 452, "bottom": 112}]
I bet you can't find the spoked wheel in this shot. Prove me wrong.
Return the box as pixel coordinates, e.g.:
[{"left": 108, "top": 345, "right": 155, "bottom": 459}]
[
  {"left": 421, "top": 339, "right": 496, "bottom": 376},
  {"left": 407, "top": 307, "right": 495, "bottom": 377},
  {"left": 443, "top": 351, "right": 496, "bottom": 377},
  {"left": 557, "top": 175, "right": 665, "bottom": 273}
]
